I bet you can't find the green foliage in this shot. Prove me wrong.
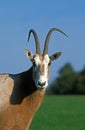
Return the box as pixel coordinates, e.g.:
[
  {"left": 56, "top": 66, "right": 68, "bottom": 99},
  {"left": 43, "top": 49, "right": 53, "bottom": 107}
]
[
  {"left": 59, "top": 63, "right": 74, "bottom": 76},
  {"left": 73, "top": 67, "right": 85, "bottom": 94},
  {"left": 47, "top": 63, "right": 85, "bottom": 95},
  {"left": 29, "top": 96, "right": 85, "bottom": 130}
]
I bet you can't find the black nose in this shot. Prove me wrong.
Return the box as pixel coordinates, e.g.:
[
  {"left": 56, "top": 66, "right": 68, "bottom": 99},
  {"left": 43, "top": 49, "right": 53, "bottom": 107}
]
[{"left": 38, "top": 81, "right": 46, "bottom": 87}]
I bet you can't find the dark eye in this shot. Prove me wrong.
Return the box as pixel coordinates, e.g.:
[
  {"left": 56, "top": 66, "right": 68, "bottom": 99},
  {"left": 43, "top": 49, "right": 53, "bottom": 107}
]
[
  {"left": 48, "top": 61, "right": 51, "bottom": 66},
  {"left": 33, "top": 61, "right": 36, "bottom": 67}
]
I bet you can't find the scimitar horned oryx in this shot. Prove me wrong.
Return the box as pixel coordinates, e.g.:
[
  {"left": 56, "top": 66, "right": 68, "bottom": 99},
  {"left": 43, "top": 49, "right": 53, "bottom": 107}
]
[{"left": 0, "top": 28, "right": 67, "bottom": 130}]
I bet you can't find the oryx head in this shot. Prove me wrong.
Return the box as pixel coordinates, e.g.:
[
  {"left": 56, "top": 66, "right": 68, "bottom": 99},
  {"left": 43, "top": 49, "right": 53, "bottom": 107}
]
[{"left": 25, "top": 28, "right": 67, "bottom": 90}]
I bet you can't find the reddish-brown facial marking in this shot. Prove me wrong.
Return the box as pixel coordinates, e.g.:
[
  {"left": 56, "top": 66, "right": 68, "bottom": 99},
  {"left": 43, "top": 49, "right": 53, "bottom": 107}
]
[{"left": 40, "top": 64, "right": 45, "bottom": 75}]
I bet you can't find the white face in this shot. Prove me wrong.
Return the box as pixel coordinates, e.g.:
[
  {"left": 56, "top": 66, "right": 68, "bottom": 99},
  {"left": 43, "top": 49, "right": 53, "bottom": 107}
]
[
  {"left": 32, "top": 54, "right": 50, "bottom": 90},
  {"left": 25, "top": 49, "right": 61, "bottom": 91}
]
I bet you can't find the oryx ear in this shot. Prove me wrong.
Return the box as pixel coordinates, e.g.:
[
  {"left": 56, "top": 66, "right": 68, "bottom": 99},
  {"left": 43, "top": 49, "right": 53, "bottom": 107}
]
[
  {"left": 24, "top": 49, "right": 33, "bottom": 60},
  {"left": 49, "top": 52, "right": 62, "bottom": 61}
]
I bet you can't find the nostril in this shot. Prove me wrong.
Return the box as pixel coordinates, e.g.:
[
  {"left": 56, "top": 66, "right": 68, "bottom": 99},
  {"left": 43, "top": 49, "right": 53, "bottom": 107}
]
[{"left": 38, "top": 81, "right": 46, "bottom": 87}]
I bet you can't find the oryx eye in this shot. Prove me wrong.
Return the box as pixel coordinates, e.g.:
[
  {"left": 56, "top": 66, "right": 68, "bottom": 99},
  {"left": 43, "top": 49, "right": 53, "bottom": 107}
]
[
  {"left": 48, "top": 61, "right": 51, "bottom": 66},
  {"left": 32, "top": 56, "right": 37, "bottom": 67},
  {"left": 33, "top": 61, "right": 36, "bottom": 67}
]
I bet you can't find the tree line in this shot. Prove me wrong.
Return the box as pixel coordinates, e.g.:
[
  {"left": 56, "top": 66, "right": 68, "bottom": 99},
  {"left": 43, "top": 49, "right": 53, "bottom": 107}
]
[{"left": 47, "top": 63, "right": 85, "bottom": 95}]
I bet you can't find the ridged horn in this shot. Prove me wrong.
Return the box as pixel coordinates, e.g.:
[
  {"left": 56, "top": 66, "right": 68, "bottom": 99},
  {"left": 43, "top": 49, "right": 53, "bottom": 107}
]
[
  {"left": 43, "top": 28, "right": 67, "bottom": 55},
  {"left": 28, "top": 29, "right": 41, "bottom": 54}
]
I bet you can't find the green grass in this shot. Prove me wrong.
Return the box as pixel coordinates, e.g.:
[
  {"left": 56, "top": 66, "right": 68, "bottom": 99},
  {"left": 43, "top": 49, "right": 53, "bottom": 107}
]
[{"left": 29, "top": 96, "right": 85, "bottom": 130}]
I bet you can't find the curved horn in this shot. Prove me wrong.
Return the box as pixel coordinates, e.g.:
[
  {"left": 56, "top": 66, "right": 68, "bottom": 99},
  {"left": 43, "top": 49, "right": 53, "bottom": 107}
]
[
  {"left": 43, "top": 28, "right": 67, "bottom": 55},
  {"left": 28, "top": 29, "right": 41, "bottom": 54}
]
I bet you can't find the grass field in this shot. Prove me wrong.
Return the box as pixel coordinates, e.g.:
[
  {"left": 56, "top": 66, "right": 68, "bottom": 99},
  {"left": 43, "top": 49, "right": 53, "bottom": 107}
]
[{"left": 29, "top": 96, "right": 85, "bottom": 130}]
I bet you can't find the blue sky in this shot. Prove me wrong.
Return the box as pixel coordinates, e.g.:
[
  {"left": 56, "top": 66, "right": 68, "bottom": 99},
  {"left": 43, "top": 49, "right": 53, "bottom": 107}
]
[{"left": 0, "top": 0, "right": 85, "bottom": 83}]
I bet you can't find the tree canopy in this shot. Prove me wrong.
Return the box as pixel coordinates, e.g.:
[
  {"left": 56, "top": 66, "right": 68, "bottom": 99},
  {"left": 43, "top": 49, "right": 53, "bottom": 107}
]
[{"left": 47, "top": 63, "right": 85, "bottom": 95}]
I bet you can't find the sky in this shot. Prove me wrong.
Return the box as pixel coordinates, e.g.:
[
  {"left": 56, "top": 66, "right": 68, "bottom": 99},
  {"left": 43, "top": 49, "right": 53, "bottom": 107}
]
[{"left": 0, "top": 0, "right": 85, "bottom": 84}]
